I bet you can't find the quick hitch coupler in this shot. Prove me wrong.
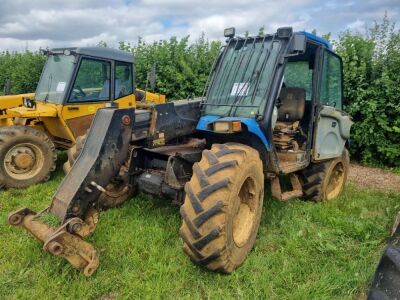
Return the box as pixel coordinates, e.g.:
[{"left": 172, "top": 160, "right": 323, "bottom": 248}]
[{"left": 8, "top": 207, "right": 99, "bottom": 276}]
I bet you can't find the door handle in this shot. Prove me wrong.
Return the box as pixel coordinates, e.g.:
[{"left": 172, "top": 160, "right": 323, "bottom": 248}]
[{"left": 68, "top": 107, "right": 79, "bottom": 111}]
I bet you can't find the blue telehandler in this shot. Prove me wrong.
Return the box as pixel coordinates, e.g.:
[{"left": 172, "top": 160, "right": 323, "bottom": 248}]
[{"left": 8, "top": 27, "right": 352, "bottom": 276}]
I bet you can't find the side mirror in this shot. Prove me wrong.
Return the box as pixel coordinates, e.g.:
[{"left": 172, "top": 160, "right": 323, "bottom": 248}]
[{"left": 291, "top": 34, "right": 306, "bottom": 53}]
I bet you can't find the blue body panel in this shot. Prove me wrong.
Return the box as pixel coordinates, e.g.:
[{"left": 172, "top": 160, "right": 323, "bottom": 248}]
[
  {"left": 299, "top": 31, "right": 332, "bottom": 50},
  {"left": 196, "top": 115, "right": 270, "bottom": 150}
]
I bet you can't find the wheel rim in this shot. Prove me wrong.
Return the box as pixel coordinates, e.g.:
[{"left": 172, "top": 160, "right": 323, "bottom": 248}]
[
  {"left": 232, "top": 176, "right": 258, "bottom": 248},
  {"left": 4, "top": 143, "right": 44, "bottom": 180},
  {"left": 326, "top": 162, "right": 345, "bottom": 200}
]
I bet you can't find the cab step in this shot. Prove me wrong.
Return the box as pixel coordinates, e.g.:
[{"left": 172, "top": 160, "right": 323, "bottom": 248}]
[{"left": 271, "top": 174, "right": 303, "bottom": 202}]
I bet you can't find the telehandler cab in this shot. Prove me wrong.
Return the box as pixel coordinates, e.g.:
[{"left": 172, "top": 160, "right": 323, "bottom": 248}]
[
  {"left": 9, "top": 27, "right": 352, "bottom": 276},
  {"left": 0, "top": 47, "right": 165, "bottom": 189}
]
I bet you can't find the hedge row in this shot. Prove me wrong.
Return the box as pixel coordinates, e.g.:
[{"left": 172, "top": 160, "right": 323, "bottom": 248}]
[{"left": 0, "top": 16, "right": 398, "bottom": 166}]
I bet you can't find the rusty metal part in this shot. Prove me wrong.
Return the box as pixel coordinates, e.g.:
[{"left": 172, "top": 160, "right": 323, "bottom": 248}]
[
  {"left": 122, "top": 115, "right": 131, "bottom": 126},
  {"left": 68, "top": 208, "right": 99, "bottom": 237},
  {"left": 8, "top": 207, "right": 99, "bottom": 276},
  {"left": 271, "top": 173, "right": 303, "bottom": 201}
]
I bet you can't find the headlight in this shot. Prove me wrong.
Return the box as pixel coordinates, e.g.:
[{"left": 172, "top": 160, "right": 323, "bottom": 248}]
[
  {"left": 214, "top": 121, "right": 230, "bottom": 132},
  {"left": 213, "top": 121, "right": 242, "bottom": 133}
]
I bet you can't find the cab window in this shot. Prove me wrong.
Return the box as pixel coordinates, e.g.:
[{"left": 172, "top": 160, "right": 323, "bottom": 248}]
[
  {"left": 283, "top": 61, "right": 313, "bottom": 101},
  {"left": 115, "top": 62, "right": 133, "bottom": 99},
  {"left": 320, "top": 51, "right": 342, "bottom": 109},
  {"left": 69, "top": 58, "right": 111, "bottom": 102}
]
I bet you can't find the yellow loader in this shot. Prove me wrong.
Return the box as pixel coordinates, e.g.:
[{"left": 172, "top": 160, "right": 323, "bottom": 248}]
[{"left": 0, "top": 47, "right": 165, "bottom": 189}]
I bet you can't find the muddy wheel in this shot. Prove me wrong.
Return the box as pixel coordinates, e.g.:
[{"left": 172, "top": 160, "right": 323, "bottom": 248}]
[
  {"left": 299, "top": 148, "right": 349, "bottom": 201},
  {"left": 179, "top": 143, "right": 264, "bottom": 273},
  {"left": 98, "top": 179, "right": 134, "bottom": 208},
  {"left": 64, "top": 133, "right": 132, "bottom": 208},
  {"left": 63, "top": 134, "right": 87, "bottom": 174},
  {"left": 0, "top": 126, "right": 56, "bottom": 188}
]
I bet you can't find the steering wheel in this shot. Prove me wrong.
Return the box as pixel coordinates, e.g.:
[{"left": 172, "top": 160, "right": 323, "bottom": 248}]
[{"left": 72, "top": 85, "right": 86, "bottom": 99}]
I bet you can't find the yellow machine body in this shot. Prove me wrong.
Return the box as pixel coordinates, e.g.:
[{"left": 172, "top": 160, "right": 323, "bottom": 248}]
[{"left": 0, "top": 89, "right": 165, "bottom": 148}]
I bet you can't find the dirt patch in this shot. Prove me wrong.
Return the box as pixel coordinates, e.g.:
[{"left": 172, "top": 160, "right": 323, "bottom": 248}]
[{"left": 348, "top": 163, "right": 400, "bottom": 192}]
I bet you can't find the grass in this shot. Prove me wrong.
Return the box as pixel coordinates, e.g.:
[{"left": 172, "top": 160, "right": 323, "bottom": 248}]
[{"left": 1, "top": 154, "right": 400, "bottom": 299}]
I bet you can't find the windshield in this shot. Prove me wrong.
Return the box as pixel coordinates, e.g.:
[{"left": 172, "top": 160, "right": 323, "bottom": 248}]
[
  {"left": 35, "top": 54, "right": 75, "bottom": 104},
  {"left": 205, "top": 38, "right": 281, "bottom": 118}
]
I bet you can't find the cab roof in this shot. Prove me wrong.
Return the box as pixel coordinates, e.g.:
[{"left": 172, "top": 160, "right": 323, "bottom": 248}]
[
  {"left": 50, "top": 47, "right": 134, "bottom": 63},
  {"left": 298, "top": 31, "right": 333, "bottom": 50}
]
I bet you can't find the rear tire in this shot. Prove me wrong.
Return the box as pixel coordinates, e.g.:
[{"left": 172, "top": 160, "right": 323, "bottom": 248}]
[
  {"left": 0, "top": 126, "right": 56, "bottom": 188},
  {"left": 299, "top": 148, "right": 349, "bottom": 201},
  {"left": 179, "top": 143, "right": 264, "bottom": 273}
]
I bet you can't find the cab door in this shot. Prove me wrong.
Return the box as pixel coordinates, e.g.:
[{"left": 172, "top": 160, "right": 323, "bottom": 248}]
[
  {"left": 313, "top": 50, "right": 352, "bottom": 161},
  {"left": 61, "top": 57, "right": 112, "bottom": 139}
]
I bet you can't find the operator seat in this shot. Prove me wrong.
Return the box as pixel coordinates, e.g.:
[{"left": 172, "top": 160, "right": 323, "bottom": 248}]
[
  {"left": 273, "top": 87, "right": 306, "bottom": 151},
  {"left": 277, "top": 87, "right": 305, "bottom": 122}
]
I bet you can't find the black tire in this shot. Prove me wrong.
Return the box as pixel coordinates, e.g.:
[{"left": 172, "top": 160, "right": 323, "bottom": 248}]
[
  {"left": 63, "top": 134, "right": 87, "bottom": 174},
  {"left": 368, "top": 215, "right": 400, "bottom": 300},
  {"left": 299, "top": 148, "right": 349, "bottom": 201},
  {"left": 368, "top": 244, "right": 400, "bottom": 299},
  {"left": 179, "top": 143, "right": 264, "bottom": 273},
  {"left": 0, "top": 126, "right": 56, "bottom": 188}
]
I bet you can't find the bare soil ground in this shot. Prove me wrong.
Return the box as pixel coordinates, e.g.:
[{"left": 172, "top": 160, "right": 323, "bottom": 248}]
[{"left": 349, "top": 163, "right": 400, "bottom": 192}]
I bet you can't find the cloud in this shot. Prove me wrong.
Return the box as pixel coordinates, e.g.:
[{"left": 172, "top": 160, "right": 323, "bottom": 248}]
[{"left": 0, "top": 0, "right": 398, "bottom": 51}]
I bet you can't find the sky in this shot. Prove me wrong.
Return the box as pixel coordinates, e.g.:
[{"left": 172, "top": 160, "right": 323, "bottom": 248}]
[{"left": 0, "top": 0, "right": 398, "bottom": 51}]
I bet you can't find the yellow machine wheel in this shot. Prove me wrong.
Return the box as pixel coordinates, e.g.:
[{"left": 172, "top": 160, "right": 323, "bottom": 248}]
[
  {"left": 0, "top": 126, "right": 56, "bottom": 188},
  {"left": 299, "top": 148, "right": 350, "bottom": 201},
  {"left": 179, "top": 143, "right": 264, "bottom": 273}
]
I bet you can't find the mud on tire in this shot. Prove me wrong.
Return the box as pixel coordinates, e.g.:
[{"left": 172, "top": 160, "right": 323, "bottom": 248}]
[
  {"left": 179, "top": 143, "right": 264, "bottom": 273},
  {"left": 63, "top": 134, "right": 87, "bottom": 174},
  {"left": 298, "top": 148, "right": 350, "bottom": 201},
  {"left": 0, "top": 126, "right": 56, "bottom": 188}
]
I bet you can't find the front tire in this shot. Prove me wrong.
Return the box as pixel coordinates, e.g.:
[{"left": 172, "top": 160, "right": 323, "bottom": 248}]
[
  {"left": 179, "top": 143, "right": 264, "bottom": 273},
  {"left": 0, "top": 126, "right": 56, "bottom": 188}
]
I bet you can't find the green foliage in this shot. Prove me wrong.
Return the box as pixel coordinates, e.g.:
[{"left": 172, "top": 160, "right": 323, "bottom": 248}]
[
  {"left": 119, "top": 34, "right": 221, "bottom": 100},
  {"left": 0, "top": 16, "right": 398, "bottom": 166},
  {"left": 0, "top": 50, "right": 46, "bottom": 94},
  {"left": 335, "top": 15, "right": 400, "bottom": 167}
]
